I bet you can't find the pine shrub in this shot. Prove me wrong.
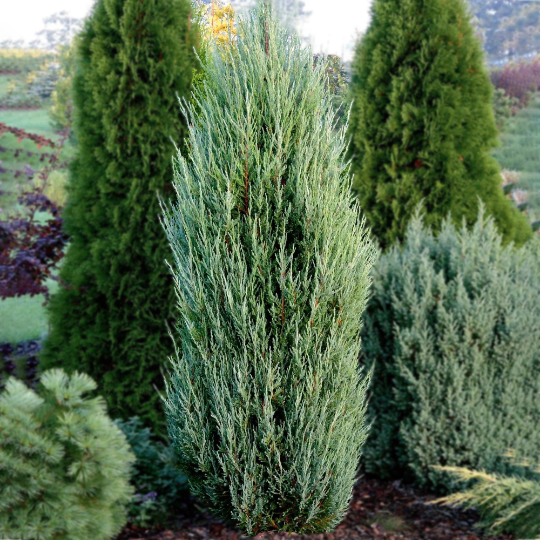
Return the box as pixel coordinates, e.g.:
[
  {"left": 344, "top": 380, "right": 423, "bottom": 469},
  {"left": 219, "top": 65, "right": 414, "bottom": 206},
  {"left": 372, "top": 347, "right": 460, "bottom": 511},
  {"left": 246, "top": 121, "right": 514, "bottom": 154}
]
[
  {"left": 434, "top": 457, "right": 540, "bottom": 539},
  {"left": 161, "top": 6, "right": 376, "bottom": 535},
  {"left": 360, "top": 210, "right": 540, "bottom": 490},
  {"left": 41, "top": 0, "right": 199, "bottom": 433},
  {"left": 347, "top": 0, "right": 532, "bottom": 248},
  {"left": 0, "top": 369, "right": 134, "bottom": 540}
]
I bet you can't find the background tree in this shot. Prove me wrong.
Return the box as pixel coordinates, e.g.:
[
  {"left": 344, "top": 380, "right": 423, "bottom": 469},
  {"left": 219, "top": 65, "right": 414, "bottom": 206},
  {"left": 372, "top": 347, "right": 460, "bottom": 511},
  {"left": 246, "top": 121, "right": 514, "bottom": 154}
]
[
  {"left": 467, "top": 0, "right": 517, "bottom": 58},
  {"left": 41, "top": 0, "right": 199, "bottom": 434},
  {"left": 49, "top": 39, "right": 78, "bottom": 133},
  {"left": 34, "top": 11, "right": 84, "bottom": 51},
  {"left": 468, "top": 0, "right": 540, "bottom": 60},
  {"left": 162, "top": 6, "right": 376, "bottom": 535},
  {"left": 498, "top": 3, "right": 540, "bottom": 59},
  {"left": 314, "top": 54, "right": 348, "bottom": 130},
  {"left": 348, "top": 0, "right": 532, "bottom": 248},
  {"left": 194, "top": 0, "right": 237, "bottom": 49}
]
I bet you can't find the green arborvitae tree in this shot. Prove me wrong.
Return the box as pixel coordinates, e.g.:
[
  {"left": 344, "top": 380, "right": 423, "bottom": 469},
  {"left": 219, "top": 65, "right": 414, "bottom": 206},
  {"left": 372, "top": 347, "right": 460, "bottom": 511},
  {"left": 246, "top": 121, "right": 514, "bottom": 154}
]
[
  {"left": 347, "top": 0, "right": 532, "bottom": 249},
  {"left": 41, "top": 0, "right": 198, "bottom": 433},
  {"left": 161, "top": 6, "right": 376, "bottom": 535},
  {"left": 0, "top": 370, "right": 134, "bottom": 540}
]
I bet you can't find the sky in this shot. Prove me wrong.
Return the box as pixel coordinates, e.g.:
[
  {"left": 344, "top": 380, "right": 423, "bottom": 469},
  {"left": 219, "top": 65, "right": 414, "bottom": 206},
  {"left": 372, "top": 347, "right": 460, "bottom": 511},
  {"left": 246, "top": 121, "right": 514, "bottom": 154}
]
[
  {"left": 0, "top": 0, "right": 373, "bottom": 61},
  {"left": 301, "top": 0, "right": 373, "bottom": 61}
]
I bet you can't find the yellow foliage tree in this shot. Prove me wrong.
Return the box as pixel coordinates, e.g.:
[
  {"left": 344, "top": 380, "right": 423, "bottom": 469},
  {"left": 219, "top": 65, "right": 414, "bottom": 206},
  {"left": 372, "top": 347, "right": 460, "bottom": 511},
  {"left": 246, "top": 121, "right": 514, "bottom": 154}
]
[
  {"left": 196, "top": 0, "right": 237, "bottom": 48},
  {"left": 192, "top": 0, "right": 237, "bottom": 99},
  {"left": 208, "top": 1, "right": 236, "bottom": 45}
]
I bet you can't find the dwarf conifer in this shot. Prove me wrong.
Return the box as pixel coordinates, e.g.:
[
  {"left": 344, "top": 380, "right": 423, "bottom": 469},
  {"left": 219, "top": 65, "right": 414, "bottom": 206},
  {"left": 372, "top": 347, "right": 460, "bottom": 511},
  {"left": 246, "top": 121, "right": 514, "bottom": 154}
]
[
  {"left": 41, "top": 0, "right": 198, "bottom": 432},
  {"left": 361, "top": 210, "right": 540, "bottom": 490},
  {"left": 162, "top": 6, "right": 376, "bottom": 535},
  {"left": 0, "top": 370, "right": 134, "bottom": 540},
  {"left": 348, "top": 0, "right": 532, "bottom": 248},
  {"left": 435, "top": 458, "right": 540, "bottom": 539}
]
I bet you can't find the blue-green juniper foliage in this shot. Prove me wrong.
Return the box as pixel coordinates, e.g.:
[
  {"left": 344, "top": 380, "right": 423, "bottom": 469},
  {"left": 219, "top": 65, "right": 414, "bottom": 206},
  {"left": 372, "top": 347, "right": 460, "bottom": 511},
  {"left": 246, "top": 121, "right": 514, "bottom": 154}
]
[
  {"left": 162, "top": 6, "right": 376, "bottom": 535},
  {"left": 360, "top": 210, "right": 540, "bottom": 490}
]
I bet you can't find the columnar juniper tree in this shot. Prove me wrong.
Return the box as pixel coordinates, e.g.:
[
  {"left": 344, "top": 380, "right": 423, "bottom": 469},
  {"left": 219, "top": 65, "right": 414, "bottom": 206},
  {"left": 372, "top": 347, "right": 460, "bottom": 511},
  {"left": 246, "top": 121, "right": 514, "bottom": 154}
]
[
  {"left": 162, "top": 6, "right": 376, "bottom": 535},
  {"left": 42, "top": 0, "right": 198, "bottom": 432},
  {"left": 348, "top": 0, "right": 532, "bottom": 248}
]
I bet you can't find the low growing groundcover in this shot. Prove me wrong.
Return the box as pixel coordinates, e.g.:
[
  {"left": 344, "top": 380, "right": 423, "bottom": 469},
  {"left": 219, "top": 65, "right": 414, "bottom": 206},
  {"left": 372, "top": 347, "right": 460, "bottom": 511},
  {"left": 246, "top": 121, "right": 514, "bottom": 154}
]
[{"left": 114, "top": 477, "right": 514, "bottom": 540}]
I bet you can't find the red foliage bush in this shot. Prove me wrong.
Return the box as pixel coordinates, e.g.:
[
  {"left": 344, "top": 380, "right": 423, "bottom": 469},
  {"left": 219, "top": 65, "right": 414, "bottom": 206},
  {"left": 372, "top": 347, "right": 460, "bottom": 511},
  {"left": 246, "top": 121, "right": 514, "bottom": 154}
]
[
  {"left": 0, "top": 189, "right": 68, "bottom": 299},
  {"left": 491, "top": 56, "right": 540, "bottom": 104},
  {"left": 0, "top": 122, "right": 70, "bottom": 301},
  {"left": 0, "top": 123, "right": 57, "bottom": 149}
]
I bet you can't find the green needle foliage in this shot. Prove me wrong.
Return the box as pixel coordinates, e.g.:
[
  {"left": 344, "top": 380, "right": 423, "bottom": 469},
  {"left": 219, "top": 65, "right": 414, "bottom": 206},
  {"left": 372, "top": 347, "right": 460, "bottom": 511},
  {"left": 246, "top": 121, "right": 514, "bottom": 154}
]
[
  {"left": 115, "top": 416, "right": 188, "bottom": 526},
  {"left": 0, "top": 370, "right": 134, "bottom": 540},
  {"left": 347, "top": 0, "right": 532, "bottom": 248},
  {"left": 434, "top": 458, "right": 540, "bottom": 539},
  {"left": 161, "top": 5, "right": 376, "bottom": 535},
  {"left": 360, "top": 209, "right": 540, "bottom": 490},
  {"left": 41, "top": 0, "right": 199, "bottom": 433}
]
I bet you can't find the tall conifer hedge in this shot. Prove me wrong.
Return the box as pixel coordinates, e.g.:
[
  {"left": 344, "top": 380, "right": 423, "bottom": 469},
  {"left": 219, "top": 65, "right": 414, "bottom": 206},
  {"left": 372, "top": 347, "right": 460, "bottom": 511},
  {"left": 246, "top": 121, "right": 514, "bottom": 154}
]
[
  {"left": 162, "top": 6, "right": 376, "bottom": 535},
  {"left": 41, "top": 0, "right": 198, "bottom": 432},
  {"left": 347, "top": 0, "right": 532, "bottom": 248}
]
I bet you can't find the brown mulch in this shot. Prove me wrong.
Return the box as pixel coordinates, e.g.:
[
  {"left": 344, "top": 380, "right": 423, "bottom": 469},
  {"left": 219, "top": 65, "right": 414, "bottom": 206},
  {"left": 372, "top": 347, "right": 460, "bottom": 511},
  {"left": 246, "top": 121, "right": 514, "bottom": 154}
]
[{"left": 115, "top": 477, "right": 514, "bottom": 540}]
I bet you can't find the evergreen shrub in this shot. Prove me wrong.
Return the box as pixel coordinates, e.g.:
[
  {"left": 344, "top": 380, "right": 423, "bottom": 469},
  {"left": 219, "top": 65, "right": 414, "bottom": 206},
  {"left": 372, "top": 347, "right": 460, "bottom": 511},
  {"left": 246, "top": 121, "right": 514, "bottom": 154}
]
[
  {"left": 0, "top": 80, "right": 42, "bottom": 108},
  {"left": 314, "top": 54, "right": 348, "bottom": 131},
  {"left": 361, "top": 210, "right": 540, "bottom": 490},
  {"left": 348, "top": 0, "right": 532, "bottom": 248},
  {"left": 162, "top": 6, "right": 376, "bottom": 535},
  {"left": 49, "top": 42, "right": 78, "bottom": 133},
  {"left": 435, "top": 455, "right": 540, "bottom": 539},
  {"left": 26, "top": 61, "right": 60, "bottom": 99},
  {"left": 41, "top": 0, "right": 199, "bottom": 434},
  {"left": 0, "top": 369, "right": 134, "bottom": 540},
  {"left": 115, "top": 416, "right": 188, "bottom": 527}
]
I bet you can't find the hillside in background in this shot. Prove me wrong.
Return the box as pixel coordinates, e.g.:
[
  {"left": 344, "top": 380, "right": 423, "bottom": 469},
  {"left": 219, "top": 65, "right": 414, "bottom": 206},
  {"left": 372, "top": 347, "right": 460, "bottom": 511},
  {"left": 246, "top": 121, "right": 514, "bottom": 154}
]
[{"left": 494, "top": 95, "right": 540, "bottom": 224}]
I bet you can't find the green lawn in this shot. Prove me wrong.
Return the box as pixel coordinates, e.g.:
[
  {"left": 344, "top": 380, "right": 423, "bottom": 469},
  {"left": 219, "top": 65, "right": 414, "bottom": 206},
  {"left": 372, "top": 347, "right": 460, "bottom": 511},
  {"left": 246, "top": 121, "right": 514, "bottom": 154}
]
[
  {"left": 0, "top": 107, "right": 56, "bottom": 138},
  {"left": 493, "top": 95, "right": 540, "bottom": 222},
  {"left": 0, "top": 83, "right": 74, "bottom": 214},
  {"left": 0, "top": 280, "right": 58, "bottom": 343},
  {"left": 0, "top": 74, "right": 54, "bottom": 137}
]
